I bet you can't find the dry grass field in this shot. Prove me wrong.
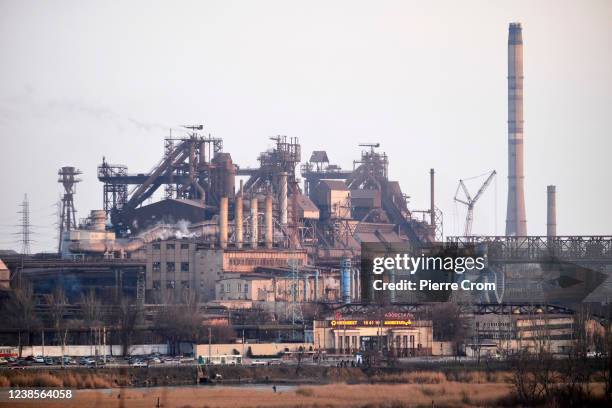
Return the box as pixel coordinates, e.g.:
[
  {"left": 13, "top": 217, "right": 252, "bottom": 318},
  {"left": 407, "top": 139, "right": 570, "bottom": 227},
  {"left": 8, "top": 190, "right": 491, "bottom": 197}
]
[
  {"left": 0, "top": 370, "right": 607, "bottom": 407},
  {"left": 0, "top": 382, "right": 514, "bottom": 408}
]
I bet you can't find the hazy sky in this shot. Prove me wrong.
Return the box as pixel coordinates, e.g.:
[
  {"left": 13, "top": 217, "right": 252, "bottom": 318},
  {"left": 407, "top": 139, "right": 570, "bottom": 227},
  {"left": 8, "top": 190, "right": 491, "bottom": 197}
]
[{"left": 1, "top": 0, "right": 610, "bottom": 253}]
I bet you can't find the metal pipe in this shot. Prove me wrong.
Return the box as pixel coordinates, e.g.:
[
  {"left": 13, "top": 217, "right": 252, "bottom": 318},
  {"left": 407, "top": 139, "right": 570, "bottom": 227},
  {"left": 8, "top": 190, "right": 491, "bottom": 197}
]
[
  {"left": 250, "top": 196, "right": 258, "bottom": 248},
  {"left": 314, "top": 270, "right": 319, "bottom": 302},
  {"left": 235, "top": 194, "right": 243, "bottom": 249},
  {"left": 199, "top": 141, "right": 206, "bottom": 166},
  {"left": 547, "top": 185, "right": 557, "bottom": 238},
  {"left": 219, "top": 196, "right": 228, "bottom": 249},
  {"left": 356, "top": 268, "right": 360, "bottom": 302},
  {"left": 265, "top": 194, "right": 273, "bottom": 249},
  {"left": 351, "top": 268, "right": 357, "bottom": 301},
  {"left": 68, "top": 222, "right": 218, "bottom": 254},
  {"left": 341, "top": 257, "right": 351, "bottom": 304},
  {"left": 280, "top": 172, "right": 288, "bottom": 225}
]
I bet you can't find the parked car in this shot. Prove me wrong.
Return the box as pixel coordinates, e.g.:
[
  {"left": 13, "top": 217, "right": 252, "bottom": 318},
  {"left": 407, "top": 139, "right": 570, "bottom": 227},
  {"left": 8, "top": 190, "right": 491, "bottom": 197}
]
[
  {"left": 62, "top": 356, "right": 76, "bottom": 365},
  {"left": 130, "top": 360, "right": 147, "bottom": 367},
  {"left": 44, "top": 357, "right": 55, "bottom": 365},
  {"left": 0, "top": 357, "right": 7, "bottom": 365},
  {"left": 148, "top": 357, "right": 161, "bottom": 364},
  {"left": 162, "top": 357, "right": 179, "bottom": 364},
  {"left": 79, "top": 357, "right": 96, "bottom": 365}
]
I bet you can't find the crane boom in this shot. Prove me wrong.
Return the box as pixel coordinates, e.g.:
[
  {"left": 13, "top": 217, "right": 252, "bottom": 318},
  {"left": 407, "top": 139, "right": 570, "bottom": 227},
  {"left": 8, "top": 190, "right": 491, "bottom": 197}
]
[
  {"left": 472, "top": 170, "right": 497, "bottom": 204},
  {"left": 453, "top": 170, "right": 496, "bottom": 236}
]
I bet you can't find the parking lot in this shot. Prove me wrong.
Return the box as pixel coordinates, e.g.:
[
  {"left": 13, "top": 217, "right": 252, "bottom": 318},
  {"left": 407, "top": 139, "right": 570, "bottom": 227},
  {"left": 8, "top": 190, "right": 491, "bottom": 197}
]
[{"left": 0, "top": 354, "right": 197, "bottom": 370}]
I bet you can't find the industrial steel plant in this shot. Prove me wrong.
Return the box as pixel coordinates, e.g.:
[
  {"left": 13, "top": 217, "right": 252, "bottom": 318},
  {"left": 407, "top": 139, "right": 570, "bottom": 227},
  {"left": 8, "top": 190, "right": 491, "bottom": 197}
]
[{"left": 0, "top": 23, "right": 610, "bottom": 366}]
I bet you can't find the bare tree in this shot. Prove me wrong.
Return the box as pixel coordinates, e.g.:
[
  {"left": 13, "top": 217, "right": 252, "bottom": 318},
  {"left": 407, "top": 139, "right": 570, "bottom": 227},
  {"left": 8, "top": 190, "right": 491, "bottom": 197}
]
[
  {"left": 426, "top": 302, "right": 468, "bottom": 357},
  {"left": 113, "top": 297, "right": 139, "bottom": 356},
  {"left": 80, "top": 289, "right": 104, "bottom": 349},
  {"left": 509, "top": 311, "right": 557, "bottom": 405},
  {"left": 44, "top": 286, "right": 67, "bottom": 345},
  {"left": 154, "top": 289, "right": 235, "bottom": 355},
  {"left": 1, "top": 281, "right": 40, "bottom": 356},
  {"left": 604, "top": 303, "right": 612, "bottom": 403},
  {"left": 80, "top": 289, "right": 102, "bottom": 326}
]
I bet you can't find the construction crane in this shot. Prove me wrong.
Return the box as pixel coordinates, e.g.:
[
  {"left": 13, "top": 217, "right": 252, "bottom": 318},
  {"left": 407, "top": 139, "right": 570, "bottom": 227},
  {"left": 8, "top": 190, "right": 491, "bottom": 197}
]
[{"left": 454, "top": 170, "right": 497, "bottom": 236}]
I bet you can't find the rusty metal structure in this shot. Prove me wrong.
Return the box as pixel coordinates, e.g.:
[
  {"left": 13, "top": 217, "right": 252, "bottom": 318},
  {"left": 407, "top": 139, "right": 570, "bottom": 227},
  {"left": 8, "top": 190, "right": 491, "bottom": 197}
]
[
  {"left": 447, "top": 235, "right": 612, "bottom": 264},
  {"left": 303, "top": 143, "right": 434, "bottom": 248},
  {"left": 58, "top": 166, "right": 82, "bottom": 252},
  {"left": 98, "top": 127, "right": 229, "bottom": 235},
  {"left": 94, "top": 128, "right": 436, "bottom": 264}
]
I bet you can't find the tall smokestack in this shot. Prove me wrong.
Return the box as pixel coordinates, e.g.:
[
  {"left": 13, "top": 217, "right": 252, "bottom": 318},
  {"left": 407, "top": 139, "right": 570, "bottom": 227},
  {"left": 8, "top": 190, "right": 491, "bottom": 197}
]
[
  {"left": 265, "top": 194, "right": 273, "bottom": 249},
  {"left": 279, "top": 172, "right": 288, "bottom": 225},
  {"left": 219, "top": 196, "right": 228, "bottom": 249},
  {"left": 505, "top": 22, "right": 528, "bottom": 236},
  {"left": 547, "top": 185, "right": 557, "bottom": 238},
  {"left": 250, "top": 195, "right": 258, "bottom": 248}
]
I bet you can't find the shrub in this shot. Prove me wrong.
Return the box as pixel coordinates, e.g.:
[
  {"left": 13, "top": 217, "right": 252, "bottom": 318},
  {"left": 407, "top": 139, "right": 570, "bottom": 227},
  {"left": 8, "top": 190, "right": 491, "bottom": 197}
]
[
  {"left": 32, "top": 373, "right": 63, "bottom": 388},
  {"left": 295, "top": 387, "right": 315, "bottom": 397},
  {"left": 0, "top": 376, "right": 10, "bottom": 387}
]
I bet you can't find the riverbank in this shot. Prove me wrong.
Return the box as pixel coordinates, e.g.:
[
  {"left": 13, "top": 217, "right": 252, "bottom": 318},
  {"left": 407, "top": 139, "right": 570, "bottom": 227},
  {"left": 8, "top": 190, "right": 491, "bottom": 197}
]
[{"left": 0, "top": 364, "right": 514, "bottom": 389}]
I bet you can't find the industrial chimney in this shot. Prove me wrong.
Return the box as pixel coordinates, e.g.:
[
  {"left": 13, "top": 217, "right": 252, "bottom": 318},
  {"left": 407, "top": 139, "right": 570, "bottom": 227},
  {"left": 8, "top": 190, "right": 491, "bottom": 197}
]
[
  {"left": 235, "top": 192, "right": 243, "bottom": 249},
  {"left": 279, "top": 172, "right": 288, "bottom": 225},
  {"left": 219, "top": 196, "right": 228, "bottom": 249},
  {"left": 505, "top": 22, "right": 528, "bottom": 236},
  {"left": 547, "top": 185, "right": 557, "bottom": 238},
  {"left": 250, "top": 196, "right": 258, "bottom": 248},
  {"left": 265, "top": 194, "right": 273, "bottom": 249}
]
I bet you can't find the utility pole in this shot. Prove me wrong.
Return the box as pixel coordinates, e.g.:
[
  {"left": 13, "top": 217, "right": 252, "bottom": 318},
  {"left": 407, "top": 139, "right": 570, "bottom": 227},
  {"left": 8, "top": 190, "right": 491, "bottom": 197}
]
[
  {"left": 208, "top": 327, "right": 212, "bottom": 364},
  {"left": 103, "top": 326, "right": 107, "bottom": 364}
]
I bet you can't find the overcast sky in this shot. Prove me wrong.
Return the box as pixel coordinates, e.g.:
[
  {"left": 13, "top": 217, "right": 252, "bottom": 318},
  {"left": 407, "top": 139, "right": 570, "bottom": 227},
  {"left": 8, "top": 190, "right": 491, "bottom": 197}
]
[{"left": 1, "top": 0, "right": 610, "bottom": 253}]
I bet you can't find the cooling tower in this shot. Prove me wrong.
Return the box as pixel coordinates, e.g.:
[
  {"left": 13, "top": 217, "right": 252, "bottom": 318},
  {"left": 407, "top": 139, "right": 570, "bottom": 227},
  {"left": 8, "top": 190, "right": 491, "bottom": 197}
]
[{"left": 505, "top": 22, "right": 528, "bottom": 236}]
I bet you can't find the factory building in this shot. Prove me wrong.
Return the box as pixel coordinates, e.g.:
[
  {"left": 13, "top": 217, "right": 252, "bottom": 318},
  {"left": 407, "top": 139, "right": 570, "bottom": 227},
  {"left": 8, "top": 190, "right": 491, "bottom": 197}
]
[
  {"left": 468, "top": 313, "right": 595, "bottom": 357},
  {"left": 313, "top": 314, "right": 433, "bottom": 356},
  {"left": 310, "top": 180, "right": 351, "bottom": 219},
  {"left": 144, "top": 239, "right": 307, "bottom": 303},
  {"left": 0, "top": 259, "right": 9, "bottom": 290},
  {"left": 215, "top": 270, "right": 339, "bottom": 305}
]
